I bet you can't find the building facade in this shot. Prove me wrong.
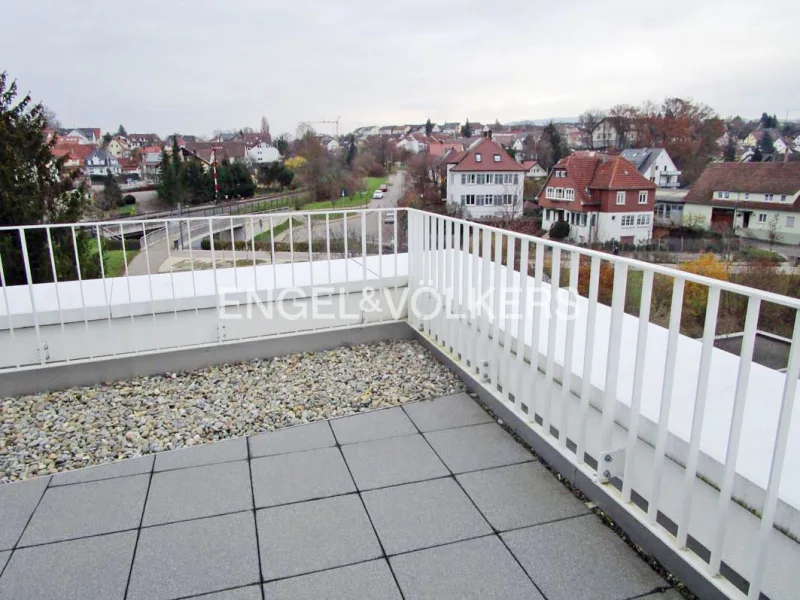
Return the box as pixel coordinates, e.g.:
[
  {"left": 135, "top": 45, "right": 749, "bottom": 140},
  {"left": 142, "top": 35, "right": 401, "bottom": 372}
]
[
  {"left": 538, "top": 153, "right": 656, "bottom": 244},
  {"left": 620, "top": 148, "right": 681, "bottom": 188},
  {"left": 445, "top": 136, "right": 526, "bottom": 219},
  {"left": 682, "top": 162, "right": 800, "bottom": 244}
]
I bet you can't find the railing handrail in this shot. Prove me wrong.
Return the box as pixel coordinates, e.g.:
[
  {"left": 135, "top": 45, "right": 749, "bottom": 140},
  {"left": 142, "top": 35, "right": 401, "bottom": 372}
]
[
  {"left": 407, "top": 208, "right": 800, "bottom": 310},
  {"left": 0, "top": 206, "right": 405, "bottom": 232}
]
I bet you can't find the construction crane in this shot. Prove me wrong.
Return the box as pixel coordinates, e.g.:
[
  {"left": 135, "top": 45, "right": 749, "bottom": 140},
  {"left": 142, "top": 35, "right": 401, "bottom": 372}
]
[{"left": 308, "top": 117, "right": 341, "bottom": 138}]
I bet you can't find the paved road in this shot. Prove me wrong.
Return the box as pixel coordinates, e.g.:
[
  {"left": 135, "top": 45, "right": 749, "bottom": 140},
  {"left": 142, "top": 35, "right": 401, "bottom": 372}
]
[{"left": 275, "top": 171, "right": 405, "bottom": 245}]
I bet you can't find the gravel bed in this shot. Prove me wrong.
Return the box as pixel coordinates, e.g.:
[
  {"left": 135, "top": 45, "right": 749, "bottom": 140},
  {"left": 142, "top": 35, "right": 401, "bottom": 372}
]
[{"left": 0, "top": 340, "right": 464, "bottom": 483}]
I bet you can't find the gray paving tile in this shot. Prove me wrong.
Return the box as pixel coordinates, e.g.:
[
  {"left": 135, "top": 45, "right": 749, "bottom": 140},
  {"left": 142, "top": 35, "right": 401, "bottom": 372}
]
[
  {"left": 189, "top": 585, "right": 263, "bottom": 599},
  {"left": 362, "top": 478, "right": 492, "bottom": 555},
  {"left": 0, "top": 531, "right": 136, "bottom": 600},
  {"left": 638, "top": 590, "right": 684, "bottom": 600},
  {"left": 251, "top": 447, "right": 355, "bottom": 508},
  {"left": 425, "top": 423, "right": 534, "bottom": 473},
  {"left": 155, "top": 437, "right": 248, "bottom": 471},
  {"left": 257, "top": 494, "right": 382, "bottom": 580},
  {"left": 501, "top": 515, "right": 666, "bottom": 600},
  {"left": 128, "top": 511, "right": 260, "bottom": 600},
  {"left": 390, "top": 535, "right": 543, "bottom": 600},
  {"left": 51, "top": 455, "right": 154, "bottom": 486},
  {"left": 403, "top": 393, "right": 492, "bottom": 432},
  {"left": 262, "top": 559, "right": 402, "bottom": 600},
  {"left": 457, "top": 462, "right": 589, "bottom": 531},
  {"left": 143, "top": 460, "right": 252, "bottom": 526},
  {"left": 341, "top": 434, "right": 448, "bottom": 490},
  {"left": 249, "top": 421, "right": 335, "bottom": 457},
  {"left": 0, "top": 550, "right": 9, "bottom": 574},
  {"left": 19, "top": 474, "right": 148, "bottom": 546},
  {"left": 0, "top": 475, "right": 49, "bottom": 550},
  {"left": 330, "top": 407, "right": 417, "bottom": 444}
]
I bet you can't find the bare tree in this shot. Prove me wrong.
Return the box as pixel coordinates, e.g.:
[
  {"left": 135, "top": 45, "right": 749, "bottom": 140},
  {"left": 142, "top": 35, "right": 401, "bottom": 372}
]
[
  {"left": 767, "top": 215, "right": 783, "bottom": 250},
  {"left": 606, "top": 104, "right": 638, "bottom": 149},
  {"left": 260, "top": 116, "right": 270, "bottom": 135},
  {"left": 578, "top": 110, "right": 606, "bottom": 149}
]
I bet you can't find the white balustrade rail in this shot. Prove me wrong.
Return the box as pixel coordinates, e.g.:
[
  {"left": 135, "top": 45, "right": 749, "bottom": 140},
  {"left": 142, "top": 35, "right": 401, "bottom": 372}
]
[
  {"left": 3, "top": 206, "right": 800, "bottom": 598},
  {"left": 405, "top": 209, "right": 800, "bottom": 600},
  {"left": 0, "top": 208, "right": 406, "bottom": 369}
]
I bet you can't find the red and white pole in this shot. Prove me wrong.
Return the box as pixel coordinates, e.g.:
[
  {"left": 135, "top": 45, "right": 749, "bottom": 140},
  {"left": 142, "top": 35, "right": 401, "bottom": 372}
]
[{"left": 211, "top": 148, "right": 220, "bottom": 202}]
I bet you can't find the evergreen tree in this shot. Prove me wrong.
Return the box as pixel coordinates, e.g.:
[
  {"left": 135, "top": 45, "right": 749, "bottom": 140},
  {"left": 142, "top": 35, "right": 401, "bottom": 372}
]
[
  {"left": 345, "top": 135, "right": 357, "bottom": 169},
  {"left": 460, "top": 119, "right": 472, "bottom": 138},
  {"left": 425, "top": 119, "right": 433, "bottom": 136},
  {"left": 101, "top": 173, "right": 123, "bottom": 210},
  {"left": 0, "top": 71, "right": 92, "bottom": 285},
  {"left": 116, "top": 124, "right": 127, "bottom": 137},
  {"left": 759, "top": 132, "right": 775, "bottom": 155},
  {"left": 752, "top": 146, "right": 764, "bottom": 162},
  {"left": 723, "top": 136, "right": 737, "bottom": 162},
  {"left": 157, "top": 149, "right": 178, "bottom": 205},
  {"left": 184, "top": 161, "right": 213, "bottom": 204}
]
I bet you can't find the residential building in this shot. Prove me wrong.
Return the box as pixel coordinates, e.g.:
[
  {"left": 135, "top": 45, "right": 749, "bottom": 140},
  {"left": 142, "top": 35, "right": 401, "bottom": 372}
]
[
  {"left": 682, "top": 162, "right": 800, "bottom": 244},
  {"left": 427, "top": 139, "right": 464, "bottom": 158},
  {"left": 441, "top": 122, "right": 460, "bottom": 135},
  {"left": 538, "top": 153, "right": 656, "bottom": 244},
  {"left": 141, "top": 147, "right": 164, "bottom": 180},
  {"left": 183, "top": 141, "right": 247, "bottom": 164},
  {"left": 445, "top": 135, "right": 526, "bottom": 218},
  {"left": 57, "top": 127, "right": 101, "bottom": 145},
  {"left": 127, "top": 133, "right": 162, "bottom": 149},
  {"left": 246, "top": 142, "right": 281, "bottom": 164},
  {"left": 83, "top": 147, "right": 121, "bottom": 177},
  {"left": 654, "top": 188, "right": 688, "bottom": 225},
  {"left": 620, "top": 148, "right": 682, "bottom": 188},
  {"left": 590, "top": 119, "right": 635, "bottom": 149},
  {"left": 107, "top": 136, "right": 131, "bottom": 159},
  {"left": 521, "top": 160, "right": 547, "bottom": 179},
  {"left": 117, "top": 156, "right": 142, "bottom": 180},
  {"left": 51, "top": 143, "right": 93, "bottom": 173}
]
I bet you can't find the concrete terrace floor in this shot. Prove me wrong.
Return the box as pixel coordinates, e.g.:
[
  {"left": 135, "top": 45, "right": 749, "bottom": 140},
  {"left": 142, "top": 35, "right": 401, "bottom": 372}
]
[{"left": 0, "top": 393, "right": 680, "bottom": 600}]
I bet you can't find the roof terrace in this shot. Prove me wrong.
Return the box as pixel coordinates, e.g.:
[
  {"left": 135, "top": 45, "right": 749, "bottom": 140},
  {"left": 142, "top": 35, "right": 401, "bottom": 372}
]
[{"left": 1, "top": 207, "right": 799, "bottom": 599}]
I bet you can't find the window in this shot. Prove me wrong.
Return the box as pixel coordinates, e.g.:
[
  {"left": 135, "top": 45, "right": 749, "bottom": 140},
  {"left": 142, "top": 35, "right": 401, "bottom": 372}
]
[
  {"left": 724, "top": 192, "right": 730, "bottom": 199},
  {"left": 565, "top": 188, "right": 575, "bottom": 200},
  {"left": 581, "top": 213, "right": 587, "bottom": 227},
  {"left": 476, "top": 194, "right": 485, "bottom": 206},
  {"left": 555, "top": 188, "right": 565, "bottom": 199},
  {"left": 462, "top": 195, "right": 476, "bottom": 206},
  {"left": 621, "top": 215, "right": 635, "bottom": 227},
  {"left": 475, "top": 153, "right": 482, "bottom": 162},
  {"left": 638, "top": 191, "right": 648, "bottom": 204},
  {"left": 781, "top": 195, "right": 788, "bottom": 202},
  {"left": 787, "top": 216, "right": 795, "bottom": 228},
  {"left": 493, "top": 154, "right": 501, "bottom": 162},
  {"left": 591, "top": 213, "right": 597, "bottom": 227},
  {"left": 504, "top": 194, "right": 516, "bottom": 205},
  {"left": 765, "top": 194, "right": 774, "bottom": 202},
  {"left": 495, "top": 174, "right": 503, "bottom": 184},
  {"left": 717, "top": 191, "right": 724, "bottom": 199},
  {"left": 616, "top": 191, "right": 626, "bottom": 205},
  {"left": 744, "top": 193, "right": 750, "bottom": 199},
  {"left": 513, "top": 174, "right": 519, "bottom": 184},
  {"left": 636, "top": 214, "right": 651, "bottom": 226},
  {"left": 461, "top": 174, "right": 466, "bottom": 185},
  {"left": 476, "top": 174, "right": 485, "bottom": 184},
  {"left": 546, "top": 209, "right": 552, "bottom": 220},
  {"left": 546, "top": 187, "right": 554, "bottom": 199},
  {"left": 758, "top": 213, "right": 767, "bottom": 223}
]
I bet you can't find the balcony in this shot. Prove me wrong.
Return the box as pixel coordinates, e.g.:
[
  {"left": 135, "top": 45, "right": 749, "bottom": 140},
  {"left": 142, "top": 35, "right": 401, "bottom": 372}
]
[{"left": 1, "top": 208, "right": 800, "bottom": 599}]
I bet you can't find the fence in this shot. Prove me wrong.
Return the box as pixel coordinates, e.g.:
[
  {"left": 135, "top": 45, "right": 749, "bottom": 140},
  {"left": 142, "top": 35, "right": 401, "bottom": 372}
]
[{"left": 406, "top": 209, "right": 800, "bottom": 600}]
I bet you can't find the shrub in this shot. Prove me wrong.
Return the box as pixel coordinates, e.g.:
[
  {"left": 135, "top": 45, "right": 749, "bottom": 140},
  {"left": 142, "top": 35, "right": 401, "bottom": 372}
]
[
  {"left": 740, "top": 247, "right": 783, "bottom": 263},
  {"left": 549, "top": 219, "right": 570, "bottom": 240},
  {"left": 105, "top": 239, "right": 140, "bottom": 251}
]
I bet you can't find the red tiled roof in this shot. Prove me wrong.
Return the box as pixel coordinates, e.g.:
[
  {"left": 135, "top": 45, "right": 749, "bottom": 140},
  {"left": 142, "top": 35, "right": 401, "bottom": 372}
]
[
  {"left": 684, "top": 163, "right": 800, "bottom": 211},
  {"left": 117, "top": 157, "right": 140, "bottom": 171},
  {"left": 450, "top": 137, "right": 527, "bottom": 172},
  {"left": 541, "top": 154, "right": 601, "bottom": 204},
  {"left": 51, "top": 143, "right": 94, "bottom": 162},
  {"left": 521, "top": 160, "right": 540, "bottom": 170},
  {"left": 590, "top": 156, "right": 656, "bottom": 190}
]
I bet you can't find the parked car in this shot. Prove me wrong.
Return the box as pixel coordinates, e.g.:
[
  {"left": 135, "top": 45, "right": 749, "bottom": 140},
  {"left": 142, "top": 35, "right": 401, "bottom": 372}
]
[
  {"left": 379, "top": 184, "right": 388, "bottom": 192},
  {"left": 372, "top": 190, "right": 384, "bottom": 199},
  {"left": 384, "top": 211, "right": 395, "bottom": 224}
]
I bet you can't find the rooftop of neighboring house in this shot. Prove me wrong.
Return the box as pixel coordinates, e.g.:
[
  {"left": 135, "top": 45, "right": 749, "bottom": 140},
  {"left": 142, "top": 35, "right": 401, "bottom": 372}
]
[
  {"left": 540, "top": 153, "right": 656, "bottom": 205},
  {"left": 521, "top": 160, "right": 542, "bottom": 171},
  {"left": 117, "top": 156, "right": 140, "bottom": 171},
  {"left": 427, "top": 139, "right": 464, "bottom": 158},
  {"left": 449, "top": 136, "right": 527, "bottom": 172},
  {"left": 684, "top": 163, "right": 800, "bottom": 209},
  {"left": 51, "top": 143, "right": 94, "bottom": 162},
  {"left": 58, "top": 127, "right": 101, "bottom": 141},
  {"left": 184, "top": 141, "right": 247, "bottom": 163},
  {"left": 620, "top": 148, "right": 670, "bottom": 174},
  {"left": 85, "top": 147, "right": 117, "bottom": 163},
  {"left": 128, "top": 133, "right": 161, "bottom": 141}
]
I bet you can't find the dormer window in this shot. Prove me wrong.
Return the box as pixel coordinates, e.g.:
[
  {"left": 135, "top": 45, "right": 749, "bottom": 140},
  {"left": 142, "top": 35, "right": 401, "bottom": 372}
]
[
  {"left": 475, "top": 153, "right": 482, "bottom": 162},
  {"left": 493, "top": 154, "right": 501, "bottom": 162}
]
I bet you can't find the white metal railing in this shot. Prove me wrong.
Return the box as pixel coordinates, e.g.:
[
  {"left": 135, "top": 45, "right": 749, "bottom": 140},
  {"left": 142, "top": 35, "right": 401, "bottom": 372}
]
[
  {"left": 405, "top": 209, "right": 800, "bottom": 600},
  {"left": 0, "top": 207, "right": 406, "bottom": 369}
]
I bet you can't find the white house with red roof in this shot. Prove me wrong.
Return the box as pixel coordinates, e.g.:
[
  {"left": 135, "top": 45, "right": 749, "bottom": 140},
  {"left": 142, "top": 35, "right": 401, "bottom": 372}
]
[
  {"left": 445, "top": 135, "right": 527, "bottom": 218},
  {"left": 538, "top": 152, "right": 656, "bottom": 244}
]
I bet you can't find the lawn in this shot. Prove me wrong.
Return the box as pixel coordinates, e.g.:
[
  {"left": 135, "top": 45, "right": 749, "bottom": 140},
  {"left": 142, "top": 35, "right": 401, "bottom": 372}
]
[
  {"left": 302, "top": 176, "right": 387, "bottom": 211},
  {"left": 87, "top": 240, "right": 139, "bottom": 278},
  {"left": 117, "top": 204, "right": 136, "bottom": 217},
  {"left": 253, "top": 218, "right": 302, "bottom": 244}
]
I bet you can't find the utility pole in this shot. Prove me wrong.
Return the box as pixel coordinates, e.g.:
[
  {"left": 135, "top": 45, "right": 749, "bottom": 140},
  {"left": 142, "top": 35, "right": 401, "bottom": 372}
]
[{"left": 211, "top": 146, "right": 222, "bottom": 202}]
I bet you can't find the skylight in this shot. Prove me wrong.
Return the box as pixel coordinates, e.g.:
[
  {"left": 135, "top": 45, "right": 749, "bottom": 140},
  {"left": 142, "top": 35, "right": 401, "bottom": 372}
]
[
  {"left": 475, "top": 153, "right": 482, "bottom": 162},
  {"left": 493, "top": 154, "right": 501, "bottom": 162}
]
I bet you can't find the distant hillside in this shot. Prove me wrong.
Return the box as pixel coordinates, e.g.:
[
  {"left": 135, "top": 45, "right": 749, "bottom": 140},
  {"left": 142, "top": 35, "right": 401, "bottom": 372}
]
[{"left": 508, "top": 117, "right": 578, "bottom": 126}]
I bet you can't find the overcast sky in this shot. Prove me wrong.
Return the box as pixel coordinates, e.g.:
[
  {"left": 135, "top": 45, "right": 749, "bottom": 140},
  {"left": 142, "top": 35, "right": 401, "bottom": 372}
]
[{"left": 3, "top": 0, "right": 799, "bottom": 138}]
